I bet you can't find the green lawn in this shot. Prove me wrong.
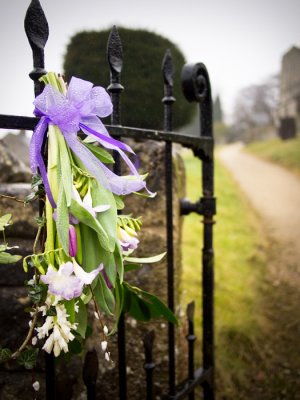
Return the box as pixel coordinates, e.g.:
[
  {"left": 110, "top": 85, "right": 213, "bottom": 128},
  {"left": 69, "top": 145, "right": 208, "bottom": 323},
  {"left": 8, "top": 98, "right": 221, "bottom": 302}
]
[
  {"left": 245, "top": 136, "right": 300, "bottom": 175},
  {"left": 180, "top": 149, "right": 267, "bottom": 395}
]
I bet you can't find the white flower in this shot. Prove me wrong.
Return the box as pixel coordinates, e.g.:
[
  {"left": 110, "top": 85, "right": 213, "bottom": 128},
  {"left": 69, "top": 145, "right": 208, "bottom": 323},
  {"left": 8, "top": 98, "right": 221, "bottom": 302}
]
[
  {"left": 103, "top": 325, "right": 109, "bottom": 336},
  {"left": 117, "top": 225, "right": 139, "bottom": 252},
  {"left": 37, "top": 296, "right": 77, "bottom": 357},
  {"left": 32, "top": 381, "right": 40, "bottom": 391},
  {"left": 72, "top": 186, "right": 110, "bottom": 218},
  {"left": 73, "top": 259, "right": 102, "bottom": 285},
  {"left": 31, "top": 336, "right": 38, "bottom": 346},
  {"left": 101, "top": 341, "right": 108, "bottom": 352},
  {"left": 40, "top": 263, "right": 83, "bottom": 300},
  {"left": 40, "top": 261, "right": 101, "bottom": 300}
]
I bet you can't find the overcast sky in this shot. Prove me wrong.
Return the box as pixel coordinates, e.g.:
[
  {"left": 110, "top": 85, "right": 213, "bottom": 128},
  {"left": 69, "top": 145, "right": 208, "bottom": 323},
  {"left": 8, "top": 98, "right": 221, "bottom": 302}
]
[{"left": 0, "top": 0, "right": 299, "bottom": 128}]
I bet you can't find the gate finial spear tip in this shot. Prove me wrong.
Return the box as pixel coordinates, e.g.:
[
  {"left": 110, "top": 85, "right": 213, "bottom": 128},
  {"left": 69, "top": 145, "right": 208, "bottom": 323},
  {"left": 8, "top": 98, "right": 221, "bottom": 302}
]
[
  {"left": 107, "top": 26, "right": 123, "bottom": 74},
  {"left": 25, "top": 0, "right": 49, "bottom": 51},
  {"left": 162, "top": 49, "right": 174, "bottom": 87}
]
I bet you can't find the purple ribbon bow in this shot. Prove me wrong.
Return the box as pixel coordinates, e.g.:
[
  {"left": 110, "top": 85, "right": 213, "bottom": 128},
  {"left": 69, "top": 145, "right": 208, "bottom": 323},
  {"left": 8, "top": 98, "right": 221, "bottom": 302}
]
[{"left": 30, "top": 77, "right": 152, "bottom": 208}]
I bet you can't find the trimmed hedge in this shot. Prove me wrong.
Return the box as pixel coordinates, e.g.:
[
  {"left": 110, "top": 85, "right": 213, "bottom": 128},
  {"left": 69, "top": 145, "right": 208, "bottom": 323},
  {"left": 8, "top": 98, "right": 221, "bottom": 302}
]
[{"left": 63, "top": 27, "right": 195, "bottom": 130}]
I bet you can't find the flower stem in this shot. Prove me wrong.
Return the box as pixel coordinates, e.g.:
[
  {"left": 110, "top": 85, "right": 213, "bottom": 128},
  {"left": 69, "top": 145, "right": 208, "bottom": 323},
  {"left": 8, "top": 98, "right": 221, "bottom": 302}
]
[
  {"left": 33, "top": 224, "right": 43, "bottom": 255},
  {"left": 0, "top": 194, "right": 24, "bottom": 203},
  {"left": 11, "top": 310, "right": 39, "bottom": 359}
]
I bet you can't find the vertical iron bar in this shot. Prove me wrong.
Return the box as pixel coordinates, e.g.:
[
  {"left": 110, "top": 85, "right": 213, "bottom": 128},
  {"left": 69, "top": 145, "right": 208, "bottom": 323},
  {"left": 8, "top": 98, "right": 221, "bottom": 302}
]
[
  {"left": 181, "top": 63, "right": 215, "bottom": 399},
  {"left": 186, "top": 302, "right": 196, "bottom": 400},
  {"left": 162, "top": 49, "right": 176, "bottom": 396},
  {"left": 143, "top": 330, "right": 156, "bottom": 400},
  {"left": 198, "top": 68, "right": 215, "bottom": 400},
  {"left": 24, "top": 2, "right": 56, "bottom": 399},
  {"left": 82, "top": 349, "right": 99, "bottom": 400},
  {"left": 107, "top": 26, "right": 127, "bottom": 400}
]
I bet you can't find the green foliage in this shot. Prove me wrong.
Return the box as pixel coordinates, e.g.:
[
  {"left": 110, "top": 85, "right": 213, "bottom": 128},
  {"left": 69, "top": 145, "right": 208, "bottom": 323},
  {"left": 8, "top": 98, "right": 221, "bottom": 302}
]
[
  {"left": 16, "top": 347, "right": 39, "bottom": 370},
  {"left": 26, "top": 280, "right": 48, "bottom": 305},
  {"left": 0, "top": 214, "right": 12, "bottom": 231},
  {"left": 0, "top": 214, "right": 22, "bottom": 264},
  {"left": 0, "top": 348, "right": 12, "bottom": 363},
  {"left": 24, "top": 174, "right": 44, "bottom": 204},
  {"left": 0, "top": 248, "right": 22, "bottom": 264},
  {"left": 123, "top": 281, "right": 177, "bottom": 324},
  {"left": 63, "top": 28, "right": 195, "bottom": 130},
  {"left": 245, "top": 136, "right": 300, "bottom": 176}
]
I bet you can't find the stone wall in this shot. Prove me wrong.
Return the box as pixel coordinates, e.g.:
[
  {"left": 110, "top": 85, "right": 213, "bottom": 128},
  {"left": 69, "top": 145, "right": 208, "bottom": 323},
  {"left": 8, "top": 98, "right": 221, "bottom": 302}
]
[{"left": 0, "top": 138, "right": 187, "bottom": 400}]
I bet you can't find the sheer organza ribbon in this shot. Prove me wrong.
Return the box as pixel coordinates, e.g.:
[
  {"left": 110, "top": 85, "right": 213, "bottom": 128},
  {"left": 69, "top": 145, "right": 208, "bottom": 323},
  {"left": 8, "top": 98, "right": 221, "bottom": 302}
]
[{"left": 30, "top": 77, "right": 152, "bottom": 208}]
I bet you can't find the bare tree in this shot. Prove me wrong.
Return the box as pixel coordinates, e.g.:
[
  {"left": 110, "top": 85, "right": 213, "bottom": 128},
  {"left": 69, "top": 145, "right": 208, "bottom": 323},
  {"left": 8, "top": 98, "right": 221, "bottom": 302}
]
[{"left": 231, "top": 74, "right": 279, "bottom": 141}]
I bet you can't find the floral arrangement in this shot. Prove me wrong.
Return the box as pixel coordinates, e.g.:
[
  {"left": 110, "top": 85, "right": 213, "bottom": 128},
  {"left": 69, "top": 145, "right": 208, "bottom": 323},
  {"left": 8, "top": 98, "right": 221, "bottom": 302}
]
[{"left": 0, "top": 72, "right": 176, "bottom": 369}]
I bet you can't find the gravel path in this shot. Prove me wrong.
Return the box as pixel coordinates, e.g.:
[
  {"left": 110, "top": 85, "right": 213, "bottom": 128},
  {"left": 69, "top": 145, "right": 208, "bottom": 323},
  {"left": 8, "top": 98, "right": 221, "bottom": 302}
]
[
  {"left": 218, "top": 142, "right": 300, "bottom": 280},
  {"left": 218, "top": 142, "right": 300, "bottom": 399}
]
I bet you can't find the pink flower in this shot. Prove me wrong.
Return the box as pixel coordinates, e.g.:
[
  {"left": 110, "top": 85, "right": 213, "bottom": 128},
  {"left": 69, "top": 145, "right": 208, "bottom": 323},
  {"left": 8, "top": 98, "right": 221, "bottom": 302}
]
[{"left": 68, "top": 225, "right": 77, "bottom": 257}]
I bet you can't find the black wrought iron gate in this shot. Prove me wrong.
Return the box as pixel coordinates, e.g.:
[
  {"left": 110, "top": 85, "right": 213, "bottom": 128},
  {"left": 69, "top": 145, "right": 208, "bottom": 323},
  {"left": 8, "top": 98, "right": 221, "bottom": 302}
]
[{"left": 0, "top": 0, "right": 215, "bottom": 399}]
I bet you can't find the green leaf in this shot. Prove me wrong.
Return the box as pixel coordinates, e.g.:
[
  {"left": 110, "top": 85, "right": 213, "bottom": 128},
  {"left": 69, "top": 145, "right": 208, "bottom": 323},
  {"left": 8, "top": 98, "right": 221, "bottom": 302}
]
[
  {"left": 124, "top": 284, "right": 151, "bottom": 321},
  {"left": 64, "top": 299, "right": 75, "bottom": 323},
  {"left": 0, "top": 214, "right": 12, "bottom": 231},
  {"left": 70, "top": 199, "right": 111, "bottom": 251},
  {"left": 124, "top": 263, "right": 142, "bottom": 273},
  {"left": 109, "top": 279, "right": 124, "bottom": 335},
  {"left": 75, "top": 299, "right": 88, "bottom": 338},
  {"left": 0, "top": 252, "right": 22, "bottom": 264},
  {"left": 124, "top": 252, "right": 166, "bottom": 264},
  {"left": 46, "top": 306, "right": 57, "bottom": 317},
  {"left": 93, "top": 276, "right": 115, "bottom": 316},
  {"left": 35, "top": 216, "right": 46, "bottom": 227},
  {"left": 17, "top": 348, "right": 39, "bottom": 370},
  {"left": 56, "top": 184, "right": 69, "bottom": 256},
  {"left": 91, "top": 180, "right": 117, "bottom": 252},
  {"left": 31, "top": 174, "right": 43, "bottom": 189},
  {"left": 103, "top": 252, "right": 117, "bottom": 288},
  {"left": 26, "top": 282, "right": 47, "bottom": 305},
  {"left": 57, "top": 129, "right": 72, "bottom": 206},
  {"left": 68, "top": 337, "right": 83, "bottom": 355},
  {"left": 84, "top": 142, "right": 115, "bottom": 164},
  {"left": 80, "top": 224, "right": 103, "bottom": 271},
  {"left": 114, "top": 195, "right": 125, "bottom": 210},
  {"left": 85, "top": 325, "right": 93, "bottom": 338},
  {"left": 114, "top": 242, "right": 124, "bottom": 283},
  {"left": 123, "top": 282, "right": 177, "bottom": 325},
  {"left": 80, "top": 286, "right": 93, "bottom": 304},
  {"left": 23, "top": 257, "right": 28, "bottom": 272},
  {"left": 0, "top": 348, "right": 12, "bottom": 363}
]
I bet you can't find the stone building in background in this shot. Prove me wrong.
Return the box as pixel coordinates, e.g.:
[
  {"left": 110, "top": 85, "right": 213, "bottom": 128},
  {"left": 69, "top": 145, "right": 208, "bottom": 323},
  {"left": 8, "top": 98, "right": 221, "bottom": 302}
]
[{"left": 278, "top": 45, "right": 300, "bottom": 139}]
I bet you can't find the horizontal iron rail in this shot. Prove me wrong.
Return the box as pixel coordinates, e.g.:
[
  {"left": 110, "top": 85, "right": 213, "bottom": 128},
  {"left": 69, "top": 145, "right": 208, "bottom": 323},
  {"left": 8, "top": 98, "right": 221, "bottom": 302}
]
[
  {"left": 0, "top": 115, "right": 213, "bottom": 157},
  {"left": 162, "top": 367, "right": 212, "bottom": 400},
  {"left": 0, "top": 115, "right": 38, "bottom": 130}
]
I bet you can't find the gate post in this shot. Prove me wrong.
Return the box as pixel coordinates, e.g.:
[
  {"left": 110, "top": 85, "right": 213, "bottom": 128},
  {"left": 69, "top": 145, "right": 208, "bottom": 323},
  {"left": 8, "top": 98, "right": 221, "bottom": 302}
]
[{"left": 182, "top": 63, "right": 215, "bottom": 399}]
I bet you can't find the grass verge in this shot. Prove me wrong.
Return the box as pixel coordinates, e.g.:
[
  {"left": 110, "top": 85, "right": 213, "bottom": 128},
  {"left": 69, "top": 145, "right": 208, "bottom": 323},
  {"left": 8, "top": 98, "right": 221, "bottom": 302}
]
[
  {"left": 245, "top": 136, "right": 300, "bottom": 176},
  {"left": 180, "top": 149, "right": 268, "bottom": 397}
]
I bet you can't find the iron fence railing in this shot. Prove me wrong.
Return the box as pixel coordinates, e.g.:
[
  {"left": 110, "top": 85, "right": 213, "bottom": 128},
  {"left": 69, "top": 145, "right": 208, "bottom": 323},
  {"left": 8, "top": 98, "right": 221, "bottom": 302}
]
[{"left": 0, "top": 0, "right": 216, "bottom": 399}]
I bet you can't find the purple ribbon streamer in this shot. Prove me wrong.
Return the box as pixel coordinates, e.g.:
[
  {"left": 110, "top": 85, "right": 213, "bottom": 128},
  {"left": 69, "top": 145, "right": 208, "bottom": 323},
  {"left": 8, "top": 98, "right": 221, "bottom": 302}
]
[
  {"left": 30, "top": 116, "right": 57, "bottom": 208},
  {"left": 30, "top": 76, "right": 153, "bottom": 207}
]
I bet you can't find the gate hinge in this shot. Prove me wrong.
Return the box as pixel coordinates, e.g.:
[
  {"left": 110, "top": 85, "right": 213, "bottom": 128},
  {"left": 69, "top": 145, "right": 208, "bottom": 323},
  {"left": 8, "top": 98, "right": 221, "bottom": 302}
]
[{"left": 180, "top": 197, "right": 216, "bottom": 216}]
